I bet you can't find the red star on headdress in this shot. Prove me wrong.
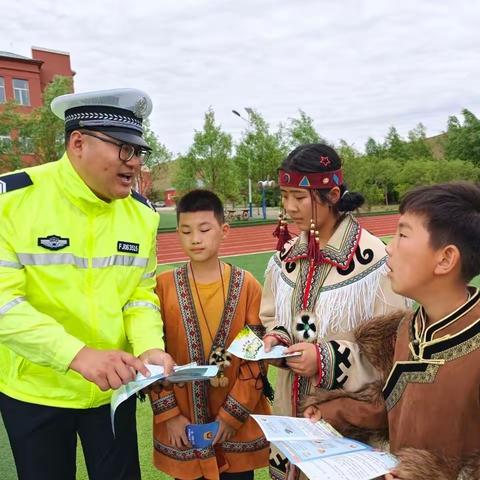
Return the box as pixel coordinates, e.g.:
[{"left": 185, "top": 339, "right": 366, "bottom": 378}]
[{"left": 319, "top": 156, "right": 331, "bottom": 167}]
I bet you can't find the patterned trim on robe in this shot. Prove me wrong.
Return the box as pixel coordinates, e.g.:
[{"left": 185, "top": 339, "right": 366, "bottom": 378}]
[
  {"left": 174, "top": 263, "right": 245, "bottom": 424},
  {"left": 316, "top": 340, "right": 353, "bottom": 390},
  {"left": 384, "top": 302, "right": 480, "bottom": 411},
  {"left": 222, "top": 436, "right": 269, "bottom": 453},
  {"left": 249, "top": 324, "right": 266, "bottom": 338},
  {"left": 223, "top": 394, "right": 251, "bottom": 423},
  {"left": 151, "top": 392, "right": 177, "bottom": 416},
  {"left": 154, "top": 440, "right": 216, "bottom": 461}
]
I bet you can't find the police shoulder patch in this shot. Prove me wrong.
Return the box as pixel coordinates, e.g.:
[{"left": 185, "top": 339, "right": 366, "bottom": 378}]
[
  {"left": 131, "top": 190, "right": 155, "bottom": 211},
  {"left": 0, "top": 172, "right": 33, "bottom": 195}
]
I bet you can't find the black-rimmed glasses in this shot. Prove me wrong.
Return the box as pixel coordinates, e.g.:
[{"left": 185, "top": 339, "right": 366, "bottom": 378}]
[{"left": 81, "top": 131, "right": 151, "bottom": 164}]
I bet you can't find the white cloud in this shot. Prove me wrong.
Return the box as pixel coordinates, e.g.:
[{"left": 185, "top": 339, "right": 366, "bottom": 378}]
[{"left": 2, "top": 0, "right": 480, "bottom": 153}]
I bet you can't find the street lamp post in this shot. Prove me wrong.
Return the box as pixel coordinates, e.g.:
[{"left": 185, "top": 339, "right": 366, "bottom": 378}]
[
  {"left": 258, "top": 180, "right": 275, "bottom": 220},
  {"left": 232, "top": 109, "right": 253, "bottom": 218}
]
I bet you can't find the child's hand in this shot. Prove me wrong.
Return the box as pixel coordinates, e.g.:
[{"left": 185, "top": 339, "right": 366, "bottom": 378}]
[
  {"left": 285, "top": 343, "right": 317, "bottom": 377},
  {"left": 165, "top": 414, "right": 191, "bottom": 449},
  {"left": 303, "top": 405, "right": 322, "bottom": 423},
  {"left": 385, "top": 474, "right": 401, "bottom": 480},
  {"left": 212, "top": 417, "right": 236, "bottom": 445},
  {"left": 263, "top": 335, "right": 280, "bottom": 352}
]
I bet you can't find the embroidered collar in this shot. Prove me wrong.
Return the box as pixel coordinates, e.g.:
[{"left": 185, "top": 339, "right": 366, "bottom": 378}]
[
  {"left": 412, "top": 287, "right": 480, "bottom": 345},
  {"left": 281, "top": 214, "right": 361, "bottom": 270}
]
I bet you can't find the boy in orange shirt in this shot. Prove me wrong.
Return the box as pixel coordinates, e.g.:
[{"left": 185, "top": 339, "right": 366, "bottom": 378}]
[{"left": 150, "top": 189, "right": 270, "bottom": 480}]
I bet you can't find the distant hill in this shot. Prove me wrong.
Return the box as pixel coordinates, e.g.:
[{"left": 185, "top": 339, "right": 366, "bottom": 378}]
[{"left": 425, "top": 132, "right": 447, "bottom": 159}]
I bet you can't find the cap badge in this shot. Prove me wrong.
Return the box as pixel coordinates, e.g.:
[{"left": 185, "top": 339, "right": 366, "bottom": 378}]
[{"left": 134, "top": 97, "right": 148, "bottom": 117}]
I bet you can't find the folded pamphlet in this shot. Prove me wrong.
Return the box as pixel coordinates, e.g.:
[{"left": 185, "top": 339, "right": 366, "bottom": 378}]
[
  {"left": 227, "top": 326, "right": 301, "bottom": 360},
  {"left": 110, "top": 362, "right": 218, "bottom": 435},
  {"left": 251, "top": 415, "right": 397, "bottom": 480}
]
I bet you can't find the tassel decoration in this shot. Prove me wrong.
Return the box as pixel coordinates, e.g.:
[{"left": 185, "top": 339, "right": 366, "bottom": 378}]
[{"left": 273, "top": 211, "right": 292, "bottom": 252}]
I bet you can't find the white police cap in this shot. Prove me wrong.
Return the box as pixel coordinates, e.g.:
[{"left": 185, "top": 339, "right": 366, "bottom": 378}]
[{"left": 51, "top": 88, "right": 153, "bottom": 149}]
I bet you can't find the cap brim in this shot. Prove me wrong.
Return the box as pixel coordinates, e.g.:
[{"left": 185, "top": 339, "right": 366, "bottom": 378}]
[
  {"left": 106, "top": 131, "right": 151, "bottom": 150},
  {"left": 83, "top": 127, "right": 151, "bottom": 150}
]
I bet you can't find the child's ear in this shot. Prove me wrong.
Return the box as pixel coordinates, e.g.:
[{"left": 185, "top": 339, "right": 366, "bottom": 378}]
[
  {"left": 221, "top": 222, "right": 230, "bottom": 239},
  {"left": 435, "top": 244, "right": 461, "bottom": 276},
  {"left": 327, "top": 186, "right": 341, "bottom": 204}
]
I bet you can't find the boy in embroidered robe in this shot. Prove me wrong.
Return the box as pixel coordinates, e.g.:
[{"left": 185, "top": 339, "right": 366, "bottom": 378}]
[
  {"left": 303, "top": 182, "right": 480, "bottom": 479},
  {"left": 149, "top": 190, "right": 270, "bottom": 480},
  {"left": 259, "top": 144, "right": 410, "bottom": 480}
]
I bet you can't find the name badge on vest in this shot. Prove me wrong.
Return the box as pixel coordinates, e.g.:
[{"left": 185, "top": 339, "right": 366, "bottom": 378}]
[
  {"left": 117, "top": 241, "right": 139, "bottom": 254},
  {"left": 38, "top": 235, "right": 70, "bottom": 251}
]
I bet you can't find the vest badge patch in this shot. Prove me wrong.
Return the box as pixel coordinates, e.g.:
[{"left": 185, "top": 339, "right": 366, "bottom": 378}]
[{"left": 38, "top": 235, "right": 70, "bottom": 251}]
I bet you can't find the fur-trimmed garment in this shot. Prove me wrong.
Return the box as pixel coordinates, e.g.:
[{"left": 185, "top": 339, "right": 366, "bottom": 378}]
[
  {"left": 259, "top": 214, "right": 409, "bottom": 480},
  {"left": 150, "top": 264, "right": 270, "bottom": 480},
  {"left": 306, "top": 288, "right": 480, "bottom": 479}
]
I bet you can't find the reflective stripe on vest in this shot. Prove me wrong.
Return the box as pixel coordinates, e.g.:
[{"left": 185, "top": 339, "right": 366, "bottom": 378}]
[
  {"left": 16, "top": 253, "right": 147, "bottom": 269},
  {"left": 0, "top": 296, "right": 26, "bottom": 315},
  {"left": 123, "top": 301, "right": 160, "bottom": 312}
]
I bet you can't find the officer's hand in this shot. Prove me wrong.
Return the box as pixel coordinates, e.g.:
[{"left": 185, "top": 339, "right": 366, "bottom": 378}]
[
  {"left": 69, "top": 346, "right": 150, "bottom": 391},
  {"left": 139, "top": 348, "right": 175, "bottom": 376}
]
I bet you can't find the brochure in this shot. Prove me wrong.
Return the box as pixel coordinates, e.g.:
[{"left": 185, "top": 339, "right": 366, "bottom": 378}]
[
  {"left": 186, "top": 421, "right": 219, "bottom": 449},
  {"left": 227, "top": 326, "right": 301, "bottom": 360},
  {"left": 110, "top": 362, "right": 218, "bottom": 434},
  {"left": 251, "top": 415, "right": 397, "bottom": 480}
]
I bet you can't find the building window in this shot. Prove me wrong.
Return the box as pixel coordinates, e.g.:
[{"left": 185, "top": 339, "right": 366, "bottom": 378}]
[
  {"left": 0, "top": 135, "right": 12, "bottom": 150},
  {"left": 0, "top": 77, "right": 5, "bottom": 103},
  {"left": 20, "top": 136, "right": 34, "bottom": 154},
  {"left": 13, "top": 79, "right": 30, "bottom": 106}
]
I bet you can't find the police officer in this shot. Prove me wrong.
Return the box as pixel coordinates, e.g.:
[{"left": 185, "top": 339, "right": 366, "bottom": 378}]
[{"left": 0, "top": 88, "right": 174, "bottom": 480}]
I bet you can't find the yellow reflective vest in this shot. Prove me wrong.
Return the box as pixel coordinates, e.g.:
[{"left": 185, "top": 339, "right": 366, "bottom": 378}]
[{"left": 0, "top": 154, "right": 164, "bottom": 408}]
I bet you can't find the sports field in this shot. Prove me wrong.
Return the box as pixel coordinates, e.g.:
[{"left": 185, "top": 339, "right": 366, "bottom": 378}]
[{"left": 1, "top": 235, "right": 479, "bottom": 479}]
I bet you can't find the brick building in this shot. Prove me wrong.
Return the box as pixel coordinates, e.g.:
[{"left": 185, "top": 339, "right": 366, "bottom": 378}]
[{"left": 0, "top": 46, "right": 75, "bottom": 166}]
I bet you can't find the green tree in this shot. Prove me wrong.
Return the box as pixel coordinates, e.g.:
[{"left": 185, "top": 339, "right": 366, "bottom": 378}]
[
  {"left": 406, "top": 123, "right": 433, "bottom": 159},
  {"left": 0, "top": 101, "right": 25, "bottom": 172},
  {"left": 365, "top": 137, "right": 384, "bottom": 158},
  {"left": 285, "top": 110, "right": 325, "bottom": 148},
  {"left": 174, "top": 108, "right": 239, "bottom": 202},
  {"left": 25, "top": 75, "right": 73, "bottom": 164},
  {"left": 383, "top": 126, "right": 409, "bottom": 162},
  {"left": 444, "top": 109, "right": 480, "bottom": 165},
  {"left": 142, "top": 120, "right": 173, "bottom": 168},
  {"left": 234, "top": 109, "right": 286, "bottom": 206}
]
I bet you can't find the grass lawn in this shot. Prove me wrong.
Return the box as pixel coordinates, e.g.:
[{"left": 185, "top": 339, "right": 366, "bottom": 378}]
[{"left": 1, "top": 248, "right": 479, "bottom": 480}]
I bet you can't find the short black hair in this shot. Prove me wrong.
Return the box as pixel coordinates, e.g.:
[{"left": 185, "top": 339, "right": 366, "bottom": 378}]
[
  {"left": 400, "top": 181, "right": 480, "bottom": 282},
  {"left": 176, "top": 189, "right": 225, "bottom": 224},
  {"left": 281, "top": 143, "right": 364, "bottom": 214}
]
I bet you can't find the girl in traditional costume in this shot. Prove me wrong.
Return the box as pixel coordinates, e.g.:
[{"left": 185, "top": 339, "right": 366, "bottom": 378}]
[{"left": 260, "top": 143, "right": 409, "bottom": 480}]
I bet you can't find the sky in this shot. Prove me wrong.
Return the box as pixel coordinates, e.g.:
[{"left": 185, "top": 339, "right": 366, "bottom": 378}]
[{"left": 2, "top": 0, "right": 480, "bottom": 155}]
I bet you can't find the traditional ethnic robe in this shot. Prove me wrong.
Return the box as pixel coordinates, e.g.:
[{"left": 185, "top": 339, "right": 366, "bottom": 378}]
[
  {"left": 259, "top": 214, "right": 409, "bottom": 480},
  {"left": 150, "top": 263, "right": 270, "bottom": 480},
  {"left": 311, "top": 287, "right": 480, "bottom": 479}
]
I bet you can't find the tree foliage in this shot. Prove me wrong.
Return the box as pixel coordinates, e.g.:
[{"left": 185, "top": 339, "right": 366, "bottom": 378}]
[
  {"left": 285, "top": 110, "right": 326, "bottom": 148},
  {"left": 173, "top": 108, "right": 239, "bottom": 202},
  {"left": 444, "top": 109, "right": 480, "bottom": 166},
  {"left": 26, "top": 76, "right": 73, "bottom": 164},
  {"left": 234, "top": 109, "right": 286, "bottom": 204}
]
